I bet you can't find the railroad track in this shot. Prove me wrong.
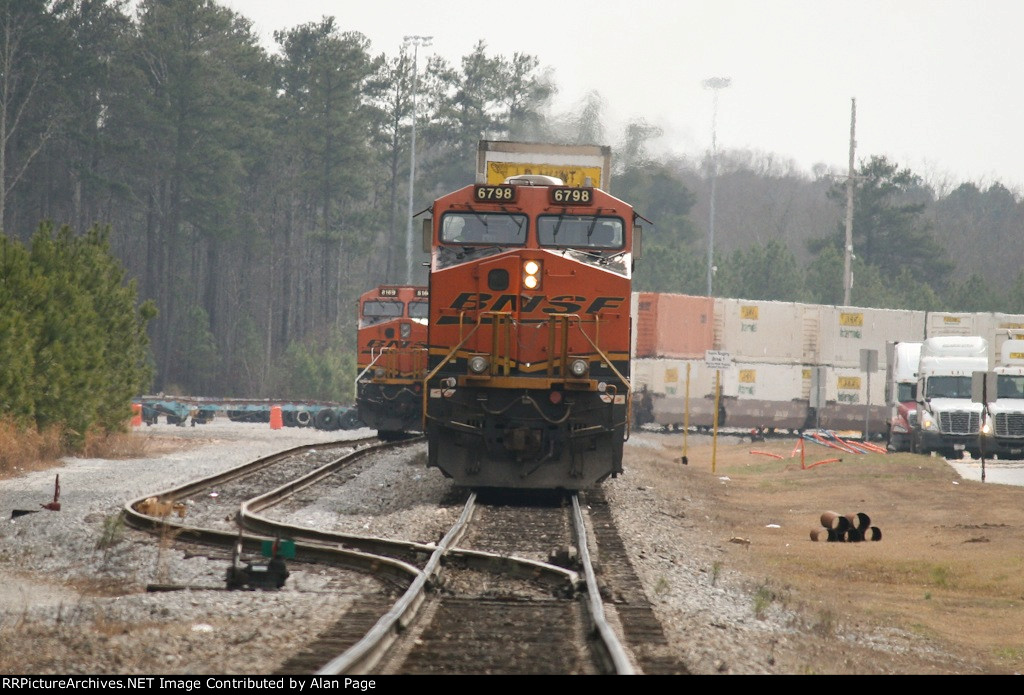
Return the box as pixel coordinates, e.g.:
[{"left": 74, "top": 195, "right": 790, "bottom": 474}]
[
  {"left": 583, "top": 487, "right": 689, "bottom": 675},
  {"left": 123, "top": 437, "right": 686, "bottom": 674},
  {"left": 312, "top": 489, "right": 630, "bottom": 675}
]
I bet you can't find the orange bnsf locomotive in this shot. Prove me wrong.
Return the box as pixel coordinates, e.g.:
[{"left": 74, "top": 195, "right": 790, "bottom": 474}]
[
  {"left": 355, "top": 285, "right": 429, "bottom": 438},
  {"left": 422, "top": 174, "right": 645, "bottom": 489}
]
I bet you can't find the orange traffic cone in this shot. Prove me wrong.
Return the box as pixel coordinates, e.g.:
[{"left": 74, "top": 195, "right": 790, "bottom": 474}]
[
  {"left": 131, "top": 403, "right": 143, "bottom": 427},
  {"left": 270, "top": 406, "right": 283, "bottom": 430}
]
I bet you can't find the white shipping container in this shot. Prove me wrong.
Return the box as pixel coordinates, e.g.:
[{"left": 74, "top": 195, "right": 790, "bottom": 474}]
[
  {"left": 633, "top": 358, "right": 717, "bottom": 399},
  {"left": 816, "top": 305, "right": 925, "bottom": 368},
  {"left": 721, "top": 362, "right": 805, "bottom": 402},
  {"left": 821, "top": 365, "right": 886, "bottom": 406},
  {"left": 926, "top": 312, "right": 978, "bottom": 337},
  {"left": 991, "top": 312, "right": 1024, "bottom": 334},
  {"left": 719, "top": 361, "right": 808, "bottom": 430},
  {"left": 992, "top": 319, "right": 1024, "bottom": 367},
  {"left": 631, "top": 358, "right": 655, "bottom": 392},
  {"left": 980, "top": 313, "right": 1024, "bottom": 365},
  {"left": 714, "top": 298, "right": 812, "bottom": 364}
]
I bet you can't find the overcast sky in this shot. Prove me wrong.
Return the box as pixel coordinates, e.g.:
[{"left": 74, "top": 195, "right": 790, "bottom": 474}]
[{"left": 221, "top": 0, "right": 1024, "bottom": 193}]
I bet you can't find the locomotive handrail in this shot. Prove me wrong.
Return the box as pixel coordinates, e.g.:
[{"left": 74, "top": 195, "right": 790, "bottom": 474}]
[
  {"left": 356, "top": 345, "right": 428, "bottom": 386},
  {"left": 421, "top": 311, "right": 486, "bottom": 428},
  {"left": 355, "top": 349, "right": 384, "bottom": 380},
  {"left": 353, "top": 349, "right": 385, "bottom": 398},
  {"left": 421, "top": 309, "right": 632, "bottom": 433},
  {"left": 554, "top": 312, "right": 633, "bottom": 440}
]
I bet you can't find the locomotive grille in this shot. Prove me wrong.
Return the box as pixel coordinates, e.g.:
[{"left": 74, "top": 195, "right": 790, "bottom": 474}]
[
  {"left": 994, "top": 413, "right": 1024, "bottom": 437},
  {"left": 938, "top": 411, "right": 980, "bottom": 435}
]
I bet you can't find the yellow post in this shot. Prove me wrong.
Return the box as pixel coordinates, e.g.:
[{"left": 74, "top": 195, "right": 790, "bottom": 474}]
[
  {"left": 682, "top": 362, "right": 690, "bottom": 464},
  {"left": 712, "top": 369, "right": 720, "bottom": 473}
]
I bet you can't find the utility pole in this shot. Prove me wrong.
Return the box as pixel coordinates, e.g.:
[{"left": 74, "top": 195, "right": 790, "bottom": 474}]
[
  {"left": 843, "top": 98, "right": 856, "bottom": 306},
  {"left": 404, "top": 35, "right": 432, "bottom": 285}
]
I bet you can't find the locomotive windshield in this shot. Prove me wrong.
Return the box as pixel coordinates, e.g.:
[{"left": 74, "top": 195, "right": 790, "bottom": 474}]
[
  {"left": 409, "top": 300, "right": 429, "bottom": 323},
  {"left": 360, "top": 299, "right": 403, "bottom": 328},
  {"left": 537, "top": 215, "right": 623, "bottom": 249},
  {"left": 441, "top": 212, "right": 527, "bottom": 246}
]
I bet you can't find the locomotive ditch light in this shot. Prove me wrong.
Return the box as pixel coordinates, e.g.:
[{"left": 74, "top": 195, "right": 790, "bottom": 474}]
[
  {"left": 468, "top": 355, "right": 490, "bottom": 374},
  {"left": 523, "top": 259, "right": 542, "bottom": 290},
  {"left": 374, "top": 368, "right": 385, "bottom": 378},
  {"left": 569, "top": 358, "right": 589, "bottom": 377}
]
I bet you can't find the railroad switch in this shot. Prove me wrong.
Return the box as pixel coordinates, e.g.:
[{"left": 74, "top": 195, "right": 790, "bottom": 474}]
[
  {"left": 13, "top": 474, "right": 64, "bottom": 516},
  {"left": 548, "top": 545, "right": 579, "bottom": 569},
  {"left": 226, "top": 537, "right": 293, "bottom": 591}
]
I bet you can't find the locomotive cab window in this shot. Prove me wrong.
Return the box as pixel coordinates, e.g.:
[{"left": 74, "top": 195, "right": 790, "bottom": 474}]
[
  {"left": 409, "top": 300, "right": 429, "bottom": 324},
  {"left": 537, "top": 215, "right": 624, "bottom": 250},
  {"left": 360, "top": 300, "right": 404, "bottom": 328},
  {"left": 441, "top": 212, "right": 527, "bottom": 246}
]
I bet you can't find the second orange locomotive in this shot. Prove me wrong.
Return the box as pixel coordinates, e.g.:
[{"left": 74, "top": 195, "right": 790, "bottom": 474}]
[
  {"left": 422, "top": 169, "right": 646, "bottom": 489},
  {"left": 355, "top": 285, "right": 428, "bottom": 439}
]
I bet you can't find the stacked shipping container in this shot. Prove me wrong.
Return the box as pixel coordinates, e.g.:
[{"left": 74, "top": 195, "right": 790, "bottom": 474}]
[{"left": 632, "top": 292, "right": 1024, "bottom": 436}]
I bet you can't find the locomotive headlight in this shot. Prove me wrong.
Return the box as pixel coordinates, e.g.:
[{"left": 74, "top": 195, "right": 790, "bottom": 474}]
[
  {"left": 468, "top": 355, "right": 490, "bottom": 374},
  {"left": 401, "top": 323, "right": 411, "bottom": 339},
  {"left": 569, "top": 358, "right": 588, "bottom": 377},
  {"left": 523, "top": 260, "right": 542, "bottom": 290}
]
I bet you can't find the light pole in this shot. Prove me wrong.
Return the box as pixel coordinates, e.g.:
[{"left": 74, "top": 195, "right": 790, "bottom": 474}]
[
  {"left": 703, "top": 76, "right": 730, "bottom": 297},
  {"left": 404, "top": 35, "right": 432, "bottom": 285},
  {"left": 843, "top": 98, "right": 856, "bottom": 306}
]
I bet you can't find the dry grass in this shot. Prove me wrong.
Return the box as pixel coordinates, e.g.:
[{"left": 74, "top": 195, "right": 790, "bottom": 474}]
[
  {"left": 0, "top": 417, "right": 174, "bottom": 481},
  {"left": 80, "top": 427, "right": 156, "bottom": 459},
  {"left": 634, "top": 433, "right": 1024, "bottom": 673},
  {"left": 0, "top": 418, "right": 65, "bottom": 479}
]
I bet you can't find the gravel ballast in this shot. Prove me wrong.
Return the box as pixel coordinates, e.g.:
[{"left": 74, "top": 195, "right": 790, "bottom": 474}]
[{"left": 0, "top": 420, "right": 973, "bottom": 675}]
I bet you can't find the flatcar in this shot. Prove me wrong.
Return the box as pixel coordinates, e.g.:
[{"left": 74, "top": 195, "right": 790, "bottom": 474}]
[
  {"left": 355, "top": 285, "right": 429, "bottom": 438},
  {"left": 422, "top": 174, "right": 646, "bottom": 489}
]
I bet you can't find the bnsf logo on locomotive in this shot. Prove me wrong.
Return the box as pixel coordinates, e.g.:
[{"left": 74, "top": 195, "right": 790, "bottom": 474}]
[
  {"left": 364, "top": 339, "right": 426, "bottom": 349},
  {"left": 440, "top": 292, "right": 625, "bottom": 320}
]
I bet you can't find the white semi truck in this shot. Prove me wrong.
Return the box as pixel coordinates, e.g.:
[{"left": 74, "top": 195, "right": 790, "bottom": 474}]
[
  {"left": 884, "top": 341, "right": 922, "bottom": 452},
  {"left": 911, "top": 336, "right": 988, "bottom": 459},
  {"left": 984, "top": 338, "right": 1024, "bottom": 459}
]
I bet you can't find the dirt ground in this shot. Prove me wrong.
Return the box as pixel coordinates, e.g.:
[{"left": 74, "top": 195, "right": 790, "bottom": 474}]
[{"left": 633, "top": 431, "right": 1024, "bottom": 674}]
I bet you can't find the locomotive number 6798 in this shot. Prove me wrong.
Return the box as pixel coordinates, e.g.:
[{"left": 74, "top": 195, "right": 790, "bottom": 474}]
[{"left": 421, "top": 171, "right": 648, "bottom": 490}]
